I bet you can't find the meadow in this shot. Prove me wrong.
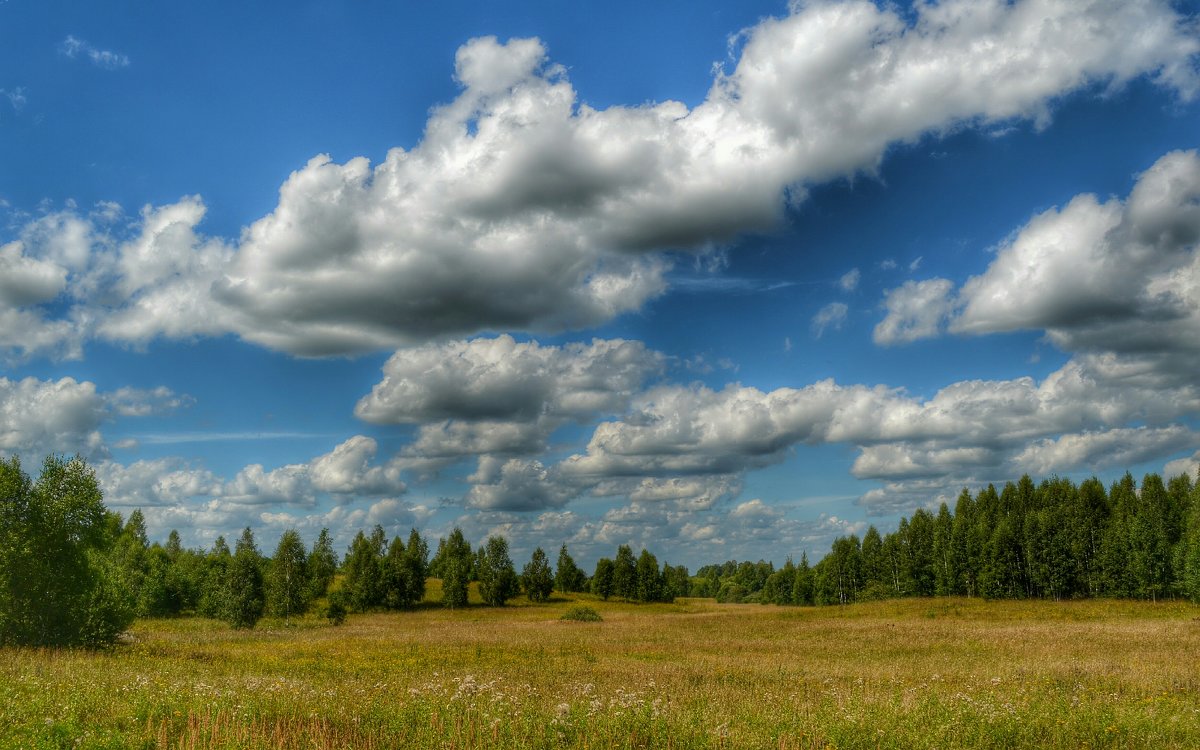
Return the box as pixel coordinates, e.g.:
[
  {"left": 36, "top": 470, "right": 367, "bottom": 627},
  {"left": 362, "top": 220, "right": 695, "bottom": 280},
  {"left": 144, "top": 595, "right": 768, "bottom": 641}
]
[{"left": 2, "top": 589, "right": 1199, "bottom": 749}]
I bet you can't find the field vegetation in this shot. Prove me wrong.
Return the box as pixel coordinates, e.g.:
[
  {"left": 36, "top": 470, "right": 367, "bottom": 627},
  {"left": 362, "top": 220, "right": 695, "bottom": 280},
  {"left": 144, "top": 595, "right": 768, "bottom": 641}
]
[{"left": 2, "top": 593, "right": 1199, "bottom": 749}]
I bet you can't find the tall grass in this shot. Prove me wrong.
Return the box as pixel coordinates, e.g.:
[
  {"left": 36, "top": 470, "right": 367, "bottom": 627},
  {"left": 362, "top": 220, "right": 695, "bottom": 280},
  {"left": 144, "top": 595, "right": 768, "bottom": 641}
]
[{"left": 2, "top": 594, "right": 1199, "bottom": 748}]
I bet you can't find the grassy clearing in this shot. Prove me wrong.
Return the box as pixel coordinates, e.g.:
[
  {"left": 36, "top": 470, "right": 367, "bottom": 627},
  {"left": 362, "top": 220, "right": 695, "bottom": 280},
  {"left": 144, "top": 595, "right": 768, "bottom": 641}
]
[{"left": 2, "top": 593, "right": 1199, "bottom": 748}]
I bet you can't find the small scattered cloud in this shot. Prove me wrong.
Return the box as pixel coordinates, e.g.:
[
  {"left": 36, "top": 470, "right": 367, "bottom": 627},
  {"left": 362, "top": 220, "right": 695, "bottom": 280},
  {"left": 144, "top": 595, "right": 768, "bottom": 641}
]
[
  {"left": 59, "top": 35, "right": 130, "bottom": 69},
  {"left": 811, "top": 302, "right": 849, "bottom": 338},
  {"left": 838, "top": 268, "right": 860, "bottom": 292},
  {"left": 0, "top": 87, "right": 25, "bottom": 114},
  {"left": 872, "top": 278, "right": 955, "bottom": 345}
]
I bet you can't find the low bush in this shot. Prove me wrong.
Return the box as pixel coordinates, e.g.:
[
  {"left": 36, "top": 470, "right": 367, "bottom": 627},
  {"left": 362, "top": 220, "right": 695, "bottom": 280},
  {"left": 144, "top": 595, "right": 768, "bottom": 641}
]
[{"left": 560, "top": 605, "right": 602, "bottom": 622}]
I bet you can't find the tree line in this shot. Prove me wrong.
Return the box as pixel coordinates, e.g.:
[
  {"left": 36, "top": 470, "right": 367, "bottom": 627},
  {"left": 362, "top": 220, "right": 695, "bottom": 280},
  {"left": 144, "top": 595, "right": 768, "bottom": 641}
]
[
  {"left": 695, "top": 472, "right": 1200, "bottom": 606},
  {"left": 0, "top": 454, "right": 685, "bottom": 646},
  {"left": 6, "top": 454, "right": 1200, "bottom": 647}
]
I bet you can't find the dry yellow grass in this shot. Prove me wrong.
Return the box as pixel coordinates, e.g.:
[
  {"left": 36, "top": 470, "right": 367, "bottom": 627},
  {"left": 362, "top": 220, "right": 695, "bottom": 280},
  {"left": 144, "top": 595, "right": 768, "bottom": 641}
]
[{"left": 2, "top": 594, "right": 1199, "bottom": 748}]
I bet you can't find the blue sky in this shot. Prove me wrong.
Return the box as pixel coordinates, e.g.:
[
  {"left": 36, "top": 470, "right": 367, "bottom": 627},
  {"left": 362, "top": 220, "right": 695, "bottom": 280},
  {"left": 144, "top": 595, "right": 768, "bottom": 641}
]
[{"left": 2, "top": 0, "right": 1200, "bottom": 569}]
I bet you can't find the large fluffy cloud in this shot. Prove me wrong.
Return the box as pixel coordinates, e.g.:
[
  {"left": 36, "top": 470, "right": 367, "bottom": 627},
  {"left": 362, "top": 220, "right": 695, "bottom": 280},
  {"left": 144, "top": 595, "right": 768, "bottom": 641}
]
[
  {"left": 956, "top": 150, "right": 1200, "bottom": 366},
  {"left": 356, "top": 335, "right": 661, "bottom": 424},
  {"left": 0, "top": 376, "right": 185, "bottom": 460},
  {"left": 877, "top": 149, "right": 1200, "bottom": 362},
  {"left": 212, "top": 0, "right": 1199, "bottom": 354},
  {"left": 0, "top": 377, "right": 107, "bottom": 459},
  {"left": 866, "top": 148, "right": 1200, "bottom": 507},
  {"left": 3, "top": 0, "right": 1197, "bottom": 358},
  {"left": 0, "top": 199, "right": 232, "bottom": 361},
  {"left": 357, "top": 336, "right": 663, "bottom": 475}
]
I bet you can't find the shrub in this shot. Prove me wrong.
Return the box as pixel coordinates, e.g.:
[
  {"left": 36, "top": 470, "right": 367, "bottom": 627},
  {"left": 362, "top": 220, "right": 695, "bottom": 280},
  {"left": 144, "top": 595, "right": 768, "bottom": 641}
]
[
  {"left": 325, "top": 591, "right": 348, "bottom": 626},
  {"left": 560, "top": 605, "right": 602, "bottom": 622}
]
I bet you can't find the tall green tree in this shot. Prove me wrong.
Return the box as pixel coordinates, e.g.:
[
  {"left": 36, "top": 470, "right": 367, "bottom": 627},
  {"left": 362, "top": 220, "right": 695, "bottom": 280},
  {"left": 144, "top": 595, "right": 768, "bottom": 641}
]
[
  {"left": 612, "top": 544, "right": 637, "bottom": 599},
  {"left": 792, "top": 552, "right": 814, "bottom": 605},
  {"left": 112, "top": 509, "right": 150, "bottom": 606},
  {"left": 1099, "top": 474, "right": 1137, "bottom": 597},
  {"left": 635, "top": 549, "right": 663, "bottom": 603},
  {"left": 591, "top": 558, "right": 615, "bottom": 600},
  {"left": 225, "top": 527, "right": 266, "bottom": 629},
  {"left": 198, "top": 536, "right": 231, "bottom": 618},
  {"left": 1182, "top": 476, "right": 1200, "bottom": 602},
  {"left": 0, "top": 455, "right": 135, "bottom": 647},
  {"left": 267, "top": 529, "right": 310, "bottom": 622},
  {"left": 824, "top": 535, "right": 862, "bottom": 604},
  {"left": 951, "top": 489, "right": 978, "bottom": 597},
  {"left": 385, "top": 528, "right": 428, "bottom": 609},
  {"left": 140, "top": 544, "right": 182, "bottom": 616},
  {"left": 342, "top": 528, "right": 387, "bottom": 612},
  {"left": 933, "top": 503, "right": 957, "bottom": 596},
  {"left": 439, "top": 527, "right": 472, "bottom": 608},
  {"left": 477, "top": 536, "right": 519, "bottom": 606},
  {"left": 860, "top": 526, "right": 886, "bottom": 595},
  {"left": 522, "top": 547, "right": 554, "bottom": 603},
  {"left": 1075, "top": 477, "right": 1109, "bottom": 596},
  {"left": 554, "top": 544, "right": 587, "bottom": 593},
  {"left": 904, "top": 510, "right": 936, "bottom": 597},
  {"left": 662, "top": 563, "right": 691, "bottom": 600},
  {"left": 306, "top": 528, "right": 338, "bottom": 601},
  {"left": 1129, "top": 473, "right": 1172, "bottom": 601}
]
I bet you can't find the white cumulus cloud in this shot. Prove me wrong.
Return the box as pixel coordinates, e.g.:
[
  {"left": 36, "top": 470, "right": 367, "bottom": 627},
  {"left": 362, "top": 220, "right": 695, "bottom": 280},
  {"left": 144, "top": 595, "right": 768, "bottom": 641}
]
[{"left": 3, "top": 0, "right": 1195, "bottom": 358}]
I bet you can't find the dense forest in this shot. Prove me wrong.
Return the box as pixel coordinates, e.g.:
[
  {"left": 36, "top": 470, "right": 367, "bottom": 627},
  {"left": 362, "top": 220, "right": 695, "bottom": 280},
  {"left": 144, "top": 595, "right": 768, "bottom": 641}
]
[
  {"left": 4, "top": 453, "right": 1200, "bottom": 647},
  {"left": 702, "top": 472, "right": 1200, "bottom": 606}
]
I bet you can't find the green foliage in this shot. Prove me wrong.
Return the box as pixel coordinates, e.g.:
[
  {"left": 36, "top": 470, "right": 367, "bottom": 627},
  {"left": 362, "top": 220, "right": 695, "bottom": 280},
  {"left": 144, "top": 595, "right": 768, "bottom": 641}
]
[
  {"left": 688, "top": 469, "right": 1200, "bottom": 610},
  {"left": 662, "top": 563, "right": 691, "bottom": 600},
  {"left": 140, "top": 544, "right": 182, "bottom": 616},
  {"left": 560, "top": 605, "right": 603, "bottom": 622},
  {"left": 384, "top": 528, "right": 429, "bottom": 610},
  {"left": 325, "top": 590, "right": 348, "bottom": 625},
  {"left": 612, "top": 544, "right": 637, "bottom": 599},
  {"left": 225, "top": 527, "right": 265, "bottom": 629},
  {"left": 267, "top": 529, "right": 310, "bottom": 621},
  {"left": 0, "top": 455, "right": 135, "bottom": 647},
  {"left": 554, "top": 544, "right": 588, "bottom": 593},
  {"left": 197, "top": 536, "right": 231, "bottom": 619},
  {"left": 590, "top": 558, "right": 614, "bottom": 600},
  {"left": 438, "top": 527, "right": 472, "bottom": 609},
  {"left": 522, "top": 547, "right": 554, "bottom": 603},
  {"left": 716, "top": 581, "right": 747, "bottom": 603},
  {"left": 342, "top": 527, "right": 386, "bottom": 612},
  {"left": 792, "top": 552, "right": 814, "bottom": 605},
  {"left": 1182, "top": 476, "right": 1200, "bottom": 602},
  {"left": 307, "top": 528, "right": 338, "bottom": 601},
  {"left": 477, "top": 535, "right": 519, "bottom": 606},
  {"left": 635, "top": 548, "right": 663, "bottom": 602}
]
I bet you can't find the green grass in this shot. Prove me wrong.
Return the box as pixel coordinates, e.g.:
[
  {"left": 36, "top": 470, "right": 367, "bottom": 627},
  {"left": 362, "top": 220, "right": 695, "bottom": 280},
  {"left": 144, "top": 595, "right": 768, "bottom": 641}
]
[{"left": 2, "top": 592, "right": 1200, "bottom": 748}]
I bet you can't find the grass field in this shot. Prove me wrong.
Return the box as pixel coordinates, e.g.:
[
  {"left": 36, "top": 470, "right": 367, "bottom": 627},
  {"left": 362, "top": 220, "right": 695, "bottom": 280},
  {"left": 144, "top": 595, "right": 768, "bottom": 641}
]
[{"left": 2, "top": 589, "right": 1199, "bottom": 749}]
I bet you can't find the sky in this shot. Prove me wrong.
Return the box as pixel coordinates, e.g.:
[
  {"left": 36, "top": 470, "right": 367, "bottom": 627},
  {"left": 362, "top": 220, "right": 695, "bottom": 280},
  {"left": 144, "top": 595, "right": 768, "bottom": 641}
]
[{"left": 2, "top": 0, "right": 1200, "bottom": 569}]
